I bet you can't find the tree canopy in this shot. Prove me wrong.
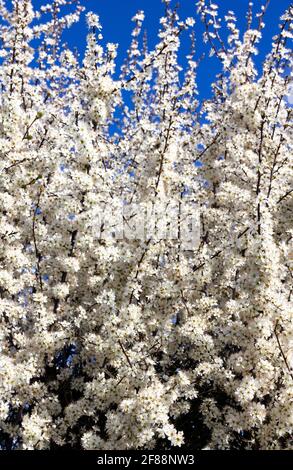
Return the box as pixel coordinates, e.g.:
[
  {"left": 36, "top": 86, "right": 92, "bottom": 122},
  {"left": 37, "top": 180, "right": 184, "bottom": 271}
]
[{"left": 0, "top": 0, "right": 292, "bottom": 450}]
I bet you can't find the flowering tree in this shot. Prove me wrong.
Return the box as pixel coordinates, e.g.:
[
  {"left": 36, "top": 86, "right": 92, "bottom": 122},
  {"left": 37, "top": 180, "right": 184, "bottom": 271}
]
[{"left": 0, "top": 0, "right": 292, "bottom": 450}]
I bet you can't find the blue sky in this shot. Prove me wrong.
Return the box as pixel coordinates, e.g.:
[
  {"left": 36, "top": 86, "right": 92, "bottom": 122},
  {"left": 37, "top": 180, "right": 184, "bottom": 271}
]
[
  {"left": 2, "top": 0, "right": 290, "bottom": 98},
  {"left": 59, "top": 0, "right": 291, "bottom": 100}
]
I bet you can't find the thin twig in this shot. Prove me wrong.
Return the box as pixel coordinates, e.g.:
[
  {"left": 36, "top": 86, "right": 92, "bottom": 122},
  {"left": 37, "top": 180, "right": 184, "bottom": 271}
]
[
  {"left": 118, "top": 340, "right": 133, "bottom": 368},
  {"left": 274, "top": 320, "right": 293, "bottom": 382}
]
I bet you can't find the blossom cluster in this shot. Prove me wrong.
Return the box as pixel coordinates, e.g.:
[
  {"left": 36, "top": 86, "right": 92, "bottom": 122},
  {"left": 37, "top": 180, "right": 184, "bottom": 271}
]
[{"left": 0, "top": 0, "right": 292, "bottom": 451}]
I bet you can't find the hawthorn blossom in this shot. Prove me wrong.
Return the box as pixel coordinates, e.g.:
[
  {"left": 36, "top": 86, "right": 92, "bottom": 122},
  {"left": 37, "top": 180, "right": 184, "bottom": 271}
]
[{"left": 0, "top": 0, "right": 292, "bottom": 451}]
